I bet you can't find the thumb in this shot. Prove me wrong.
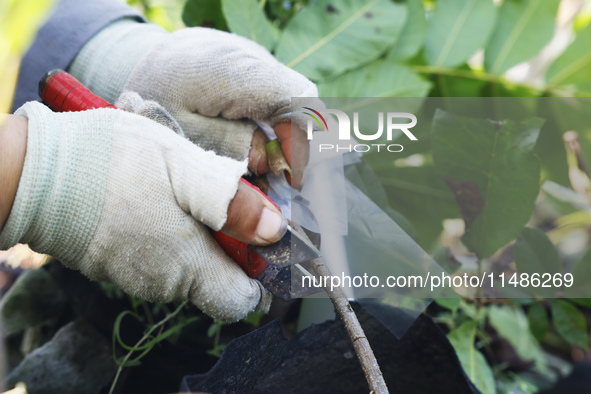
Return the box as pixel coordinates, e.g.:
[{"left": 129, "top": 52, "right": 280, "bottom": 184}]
[{"left": 222, "top": 181, "right": 287, "bottom": 246}]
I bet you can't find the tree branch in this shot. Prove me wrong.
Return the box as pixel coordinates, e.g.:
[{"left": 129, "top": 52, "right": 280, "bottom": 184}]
[{"left": 292, "top": 224, "right": 389, "bottom": 394}]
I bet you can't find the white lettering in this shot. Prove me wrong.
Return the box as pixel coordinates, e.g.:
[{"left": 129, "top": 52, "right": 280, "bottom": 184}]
[
  {"left": 387, "top": 112, "right": 417, "bottom": 141},
  {"left": 353, "top": 112, "right": 384, "bottom": 141}
]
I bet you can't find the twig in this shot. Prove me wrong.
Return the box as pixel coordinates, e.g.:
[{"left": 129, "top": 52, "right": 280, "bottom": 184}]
[{"left": 292, "top": 224, "right": 389, "bottom": 394}]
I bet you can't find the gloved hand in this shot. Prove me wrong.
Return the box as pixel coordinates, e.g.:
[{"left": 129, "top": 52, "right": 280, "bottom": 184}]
[
  {"left": 69, "top": 19, "right": 316, "bottom": 189},
  {"left": 0, "top": 100, "right": 279, "bottom": 322}
]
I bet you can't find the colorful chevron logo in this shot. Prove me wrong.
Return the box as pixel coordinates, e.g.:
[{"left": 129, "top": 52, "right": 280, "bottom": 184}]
[{"left": 303, "top": 106, "right": 328, "bottom": 131}]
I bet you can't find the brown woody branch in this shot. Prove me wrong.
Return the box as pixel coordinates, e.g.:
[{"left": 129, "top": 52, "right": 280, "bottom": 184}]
[{"left": 292, "top": 224, "right": 389, "bottom": 394}]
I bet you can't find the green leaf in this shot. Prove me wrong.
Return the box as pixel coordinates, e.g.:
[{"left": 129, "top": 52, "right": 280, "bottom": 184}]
[
  {"left": 544, "top": 98, "right": 591, "bottom": 186},
  {"left": 182, "top": 0, "right": 228, "bottom": 30},
  {"left": 318, "top": 60, "right": 431, "bottom": 97},
  {"left": 488, "top": 305, "right": 547, "bottom": 373},
  {"left": 432, "top": 67, "right": 486, "bottom": 97},
  {"left": 117, "top": 357, "right": 142, "bottom": 367},
  {"left": 207, "top": 343, "right": 227, "bottom": 357},
  {"left": 570, "top": 298, "right": 591, "bottom": 308},
  {"left": 528, "top": 302, "right": 549, "bottom": 342},
  {"left": 432, "top": 110, "right": 543, "bottom": 258},
  {"left": 485, "top": 0, "right": 560, "bottom": 75},
  {"left": 514, "top": 227, "right": 562, "bottom": 276},
  {"left": 387, "top": 0, "right": 426, "bottom": 61},
  {"left": 207, "top": 323, "right": 219, "bottom": 338},
  {"left": 3, "top": 0, "right": 58, "bottom": 57},
  {"left": 547, "top": 24, "right": 591, "bottom": 87},
  {"left": 221, "top": 0, "right": 279, "bottom": 51},
  {"left": 377, "top": 165, "right": 461, "bottom": 249},
  {"left": 566, "top": 247, "right": 591, "bottom": 298},
  {"left": 424, "top": 0, "right": 497, "bottom": 68},
  {"left": 345, "top": 161, "right": 418, "bottom": 241},
  {"left": 241, "top": 311, "right": 264, "bottom": 327},
  {"left": 435, "top": 297, "right": 460, "bottom": 312},
  {"left": 275, "top": 0, "right": 407, "bottom": 81},
  {"left": 514, "top": 227, "right": 562, "bottom": 298},
  {"left": 448, "top": 321, "right": 496, "bottom": 394},
  {"left": 550, "top": 300, "right": 589, "bottom": 350},
  {"left": 346, "top": 161, "right": 392, "bottom": 210}
]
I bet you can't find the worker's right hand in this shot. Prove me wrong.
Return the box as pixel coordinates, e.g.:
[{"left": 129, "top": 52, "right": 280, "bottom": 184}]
[
  {"left": 0, "top": 101, "right": 279, "bottom": 322},
  {"left": 68, "top": 20, "right": 318, "bottom": 190}
]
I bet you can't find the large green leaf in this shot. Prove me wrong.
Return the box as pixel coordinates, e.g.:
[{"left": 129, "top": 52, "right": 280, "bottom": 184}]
[
  {"left": 275, "top": 0, "right": 407, "bottom": 81},
  {"left": 424, "top": 0, "right": 496, "bottom": 68},
  {"left": 376, "top": 165, "right": 461, "bottom": 249},
  {"left": 514, "top": 227, "right": 562, "bottom": 298},
  {"left": 514, "top": 227, "right": 562, "bottom": 276},
  {"left": 550, "top": 300, "right": 589, "bottom": 350},
  {"left": 546, "top": 24, "right": 591, "bottom": 88},
  {"left": 431, "top": 68, "right": 486, "bottom": 97},
  {"left": 570, "top": 298, "right": 591, "bottom": 308},
  {"left": 387, "top": 0, "right": 426, "bottom": 61},
  {"left": 544, "top": 98, "right": 591, "bottom": 186},
  {"left": 527, "top": 302, "right": 549, "bottom": 342},
  {"left": 432, "top": 110, "right": 543, "bottom": 258},
  {"left": 448, "top": 321, "right": 495, "bottom": 394},
  {"left": 435, "top": 297, "right": 460, "bottom": 312},
  {"left": 182, "top": 0, "right": 228, "bottom": 30},
  {"left": 318, "top": 60, "right": 431, "bottom": 97},
  {"left": 535, "top": 101, "right": 570, "bottom": 187},
  {"left": 221, "top": 0, "right": 279, "bottom": 51},
  {"left": 488, "top": 305, "right": 547, "bottom": 373},
  {"left": 345, "top": 161, "right": 418, "bottom": 241},
  {"left": 485, "top": 0, "right": 560, "bottom": 75},
  {"left": 566, "top": 247, "right": 591, "bottom": 298}
]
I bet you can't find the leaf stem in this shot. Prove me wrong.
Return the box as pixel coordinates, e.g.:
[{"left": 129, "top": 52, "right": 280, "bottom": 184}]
[
  {"left": 413, "top": 65, "right": 501, "bottom": 83},
  {"left": 108, "top": 301, "right": 189, "bottom": 394},
  {"left": 412, "top": 65, "right": 554, "bottom": 95}
]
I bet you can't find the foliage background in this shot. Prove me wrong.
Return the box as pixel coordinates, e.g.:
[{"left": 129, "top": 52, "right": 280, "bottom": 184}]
[
  {"left": 4, "top": 0, "right": 591, "bottom": 392},
  {"left": 0, "top": 0, "right": 56, "bottom": 114},
  {"left": 154, "top": 1, "right": 591, "bottom": 393}
]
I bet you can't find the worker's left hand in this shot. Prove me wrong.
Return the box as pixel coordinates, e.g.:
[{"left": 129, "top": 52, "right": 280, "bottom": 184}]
[
  {"left": 1, "top": 100, "right": 278, "bottom": 322},
  {"left": 69, "top": 21, "right": 316, "bottom": 190}
]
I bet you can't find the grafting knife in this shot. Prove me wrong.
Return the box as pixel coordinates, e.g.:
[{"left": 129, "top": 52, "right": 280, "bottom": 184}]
[{"left": 38, "top": 69, "right": 321, "bottom": 301}]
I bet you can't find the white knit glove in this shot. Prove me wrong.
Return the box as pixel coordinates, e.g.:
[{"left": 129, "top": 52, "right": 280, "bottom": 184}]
[
  {"left": 0, "top": 101, "right": 272, "bottom": 322},
  {"left": 69, "top": 19, "right": 317, "bottom": 161}
]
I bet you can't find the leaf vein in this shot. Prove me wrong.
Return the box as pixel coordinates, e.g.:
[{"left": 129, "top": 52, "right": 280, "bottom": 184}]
[
  {"left": 491, "top": 0, "right": 540, "bottom": 74},
  {"left": 287, "top": 0, "right": 380, "bottom": 68},
  {"left": 435, "top": 0, "right": 475, "bottom": 67}
]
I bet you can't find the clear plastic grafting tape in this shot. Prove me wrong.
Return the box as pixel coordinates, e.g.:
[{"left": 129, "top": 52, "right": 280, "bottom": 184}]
[
  {"left": 283, "top": 96, "right": 591, "bottom": 338},
  {"left": 285, "top": 97, "right": 453, "bottom": 338}
]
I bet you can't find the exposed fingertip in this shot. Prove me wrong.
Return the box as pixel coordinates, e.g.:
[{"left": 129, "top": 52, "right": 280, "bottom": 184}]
[
  {"left": 274, "top": 121, "right": 292, "bottom": 141},
  {"left": 254, "top": 207, "right": 287, "bottom": 244}
]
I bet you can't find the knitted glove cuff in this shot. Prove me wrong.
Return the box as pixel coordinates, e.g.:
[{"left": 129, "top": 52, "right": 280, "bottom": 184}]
[
  {"left": 0, "top": 102, "right": 116, "bottom": 262},
  {"left": 68, "top": 18, "right": 168, "bottom": 105}
]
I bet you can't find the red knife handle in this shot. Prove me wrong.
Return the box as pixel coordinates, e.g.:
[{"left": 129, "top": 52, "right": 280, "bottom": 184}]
[
  {"left": 39, "top": 69, "right": 117, "bottom": 112},
  {"left": 215, "top": 178, "right": 280, "bottom": 278},
  {"left": 39, "top": 69, "right": 276, "bottom": 279},
  {"left": 213, "top": 231, "right": 268, "bottom": 278}
]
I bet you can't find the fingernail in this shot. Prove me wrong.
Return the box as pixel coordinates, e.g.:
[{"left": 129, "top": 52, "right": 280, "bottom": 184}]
[{"left": 255, "top": 207, "right": 287, "bottom": 243}]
